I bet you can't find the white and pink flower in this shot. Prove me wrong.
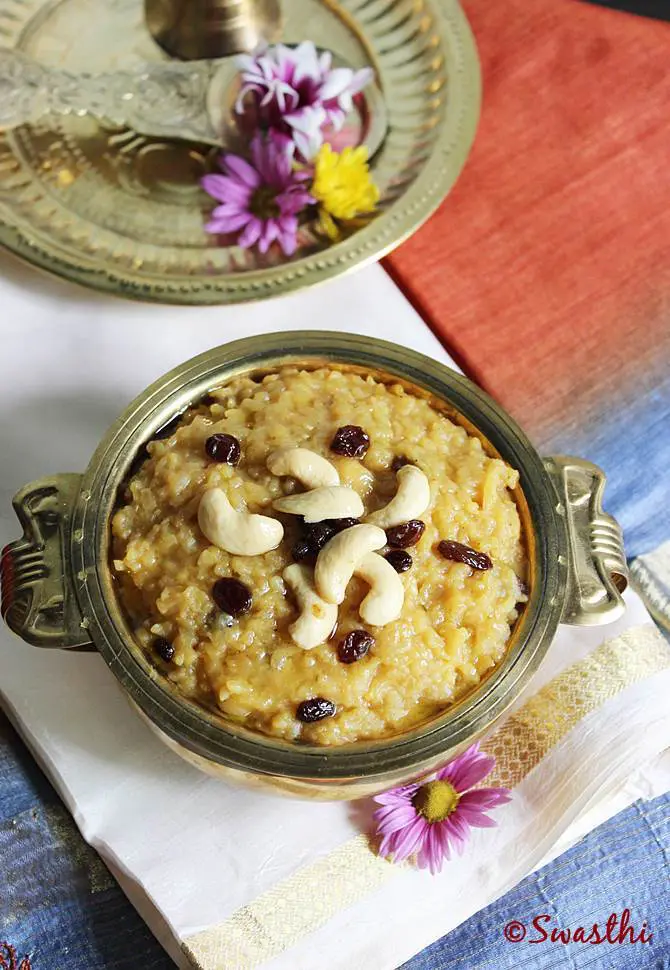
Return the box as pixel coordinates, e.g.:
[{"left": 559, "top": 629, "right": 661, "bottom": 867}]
[{"left": 236, "top": 41, "right": 373, "bottom": 159}]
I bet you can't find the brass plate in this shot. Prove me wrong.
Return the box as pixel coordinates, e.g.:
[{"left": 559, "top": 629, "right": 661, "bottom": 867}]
[{"left": 0, "top": 0, "right": 481, "bottom": 303}]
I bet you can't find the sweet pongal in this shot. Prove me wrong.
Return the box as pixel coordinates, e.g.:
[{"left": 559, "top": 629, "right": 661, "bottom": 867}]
[{"left": 112, "top": 366, "right": 527, "bottom": 745}]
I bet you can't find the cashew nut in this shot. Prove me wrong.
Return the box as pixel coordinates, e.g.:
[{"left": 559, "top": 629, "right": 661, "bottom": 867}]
[
  {"left": 314, "top": 523, "right": 386, "bottom": 604},
  {"left": 282, "top": 564, "right": 338, "bottom": 649},
  {"left": 268, "top": 447, "right": 340, "bottom": 488},
  {"left": 273, "top": 486, "right": 364, "bottom": 523},
  {"left": 354, "top": 553, "right": 404, "bottom": 626},
  {"left": 198, "top": 488, "right": 284, "bottom": 556},
  {"left": 367, "top": 465, "right": 431, "bottom": 528}
]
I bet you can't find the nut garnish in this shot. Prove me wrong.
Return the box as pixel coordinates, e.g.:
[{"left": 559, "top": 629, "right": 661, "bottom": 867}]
[
  {"left": 198, "top": 487, "right": 284, "bottom": 556},
  {"left": 367, "top": 465, "right": 430, "bottom": 529},
  {"left": 283, "top": 563, "right": 338, "bottom": 650},
  {"left": 267, "top": 447, "right": 340, "bottom": 488},
  {"left": 314, "top": 523, "right": 386, "bottom": 605},
  {"left": 273, "top": 485, "right": 364, "bottom": 523},
  {"left": 354, "top": 552, "right": 405, "bottom": 626}
]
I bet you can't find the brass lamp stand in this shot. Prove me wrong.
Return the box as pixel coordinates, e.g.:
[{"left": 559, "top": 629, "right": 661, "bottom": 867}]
[{"left": 145, "top": 0, "right": 282, "bottom": 59}]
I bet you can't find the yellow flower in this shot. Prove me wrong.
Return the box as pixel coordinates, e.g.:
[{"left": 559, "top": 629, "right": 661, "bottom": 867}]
[{"left": 311, "top": 144, "right": 380, "bottom": 240}]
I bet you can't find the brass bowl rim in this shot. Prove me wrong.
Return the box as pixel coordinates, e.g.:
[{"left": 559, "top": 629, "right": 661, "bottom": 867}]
[{"left": 70, "top": 333, "right": 566, "bottom": 778}]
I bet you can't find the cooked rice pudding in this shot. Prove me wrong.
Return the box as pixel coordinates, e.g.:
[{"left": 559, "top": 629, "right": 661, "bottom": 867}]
[{"left": 112, "top": 366, "right": 527, "bottom": 746}]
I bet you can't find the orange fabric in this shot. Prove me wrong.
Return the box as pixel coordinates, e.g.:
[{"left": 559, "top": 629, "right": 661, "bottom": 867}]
[{"left": 384, "top": 0, "right": 670, "bottom": 445}]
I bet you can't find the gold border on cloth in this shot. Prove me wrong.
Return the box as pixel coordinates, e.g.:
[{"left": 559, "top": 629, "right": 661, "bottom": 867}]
[{"left": 183, "top": 625, "right": 670, "bottom": 970}]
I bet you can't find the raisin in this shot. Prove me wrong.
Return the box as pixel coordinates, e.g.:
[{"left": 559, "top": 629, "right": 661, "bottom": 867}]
[
  {"left": 205, "top": 433, "right": 241, "bottom": 465},
  {"left": 330, "top": 425, "right": 370, "bottom": 458},
  {"left": 386, "top": 519, "right": 425, "bottom": 548},
  {"left": 328, "top": 517, "right": 360, "bottom": 533},
  {"left": 304, "top": 521, "right": 337, "bottom": 551},
  {"left": 517, "top": 578, "right": 529, "bottom": 599},
  {"left": 385, "top": 550, "right": 413, "bottom": 573},
  {"left": 438, "top": 540, "right": 492, "bottom": 571},
  {"left": 391, "top": 455, "right": 413, "bottom": 472},
  {"left": 154, "top": 637, "right": 175, "bottom": 662},
  {"left": 292, "top": 540, "right": 314, "bottom": 562},
  {"left": 337, "top": 629, "right": 374, "bottom": 664},
  {"left": 212, "top": 577, "right": 252, "bottom": 615},
  {"left": 297, "top": 697, "right": 336, "bottom": 723},
  {"left": 291, "top": 521, "right": 337, "bottom": 562}
]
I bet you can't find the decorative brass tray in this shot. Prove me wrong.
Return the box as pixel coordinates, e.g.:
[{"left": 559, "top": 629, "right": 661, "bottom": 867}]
[{"left": 0, "top": 0, "right": 481, "bottom": 304}]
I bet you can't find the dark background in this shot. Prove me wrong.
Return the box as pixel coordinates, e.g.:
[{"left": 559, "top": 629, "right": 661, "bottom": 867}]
[{"left": 586, "top": 0, "right": 670, "bottom": 20}]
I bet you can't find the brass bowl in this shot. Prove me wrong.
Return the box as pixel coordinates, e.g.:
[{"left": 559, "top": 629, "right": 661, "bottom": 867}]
[{"left": 0, "top": 334, "right": 628, "bottom": 799}]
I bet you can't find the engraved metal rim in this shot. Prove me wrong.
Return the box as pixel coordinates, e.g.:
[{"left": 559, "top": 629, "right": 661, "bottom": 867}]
[
  {"left": 69, "top": 333, "right": 567, "bottom": 779},
  {"left": 0, "top": 0, "right": 481, "bottom": 305}
]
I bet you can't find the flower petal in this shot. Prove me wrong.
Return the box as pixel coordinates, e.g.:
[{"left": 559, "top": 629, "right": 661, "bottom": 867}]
[
  {"left": 432, "top": 819, "right": 453, "bottom": 861},
  {"left": 292, "top": 127, "right": 323, "bottom": 162},
  {"left": 373, "top": 804, "right": 418, "bottom": 834},
  {"left": 211, "top": 202, "right": 247, "bottom": 218},
  {"left": 318, "top": 50, "right": 333, "bottom": 74},
  {"left": 390, "top": 816, "right": 429, "bottom": 863},
  {"left": 350, "top": 66, "right": 374, "bottom": 95},
  {"left": 201, "top": 174, "right": 251, "bottom": 205},
  {"left": 319, "top": 67, "right": 357, "bottom": 101},
  {"left": 457, "top": 808, "right": 498, "bottom": 829},
  {"left": 277, "top": 190, "right": 312, "bottom": 215},
  {"left": 223, "top": 154, "right": 262, "bottom": 188},
  {"left": 273, "top": 44, "right": 296, "bottom": 79},
  {"left": 447, "top": 811, "right": 471, "bottom": 854},
  {"left": 277, "top": 214, "right": 298, "bottom": 252},
  {"left": 373, "top": 784, "right": 419, "bottom": 807},
  {"left": 206, "top": 211, "right": 252, "bottom": 234},
  {"left": 291, "top": 41, "right": 321, "bottom": 85},
  {"left": 324, "top": 107, "right": 347, "bottom": 132},
  {"left": 237, "top": 217, "right": 263, "bottom": 249},
  {"left": 438, "top": 745, "right": 495, "bottom": 792},
  {"left": 286, "top": 105, "right": 327, "bottom": 134},
  {"left": 235, "top": 82, "right": 265, "bottom": 114},
  {"left": 278, "top": 230, "right": 298, "bottom": 256},
  {"left": 459, "top": 788, "right": 512, "bottom": 810},
  {"left": 258, "top": 219, "right": 280, "bottom": 253},
  {"left": 419, "top": 825, "right": 447, "bottom": 874}
]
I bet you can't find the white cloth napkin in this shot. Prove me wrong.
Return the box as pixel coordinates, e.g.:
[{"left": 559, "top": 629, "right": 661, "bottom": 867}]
[{"left": 1, "top": 255, "right": 669, "bottom": 970}]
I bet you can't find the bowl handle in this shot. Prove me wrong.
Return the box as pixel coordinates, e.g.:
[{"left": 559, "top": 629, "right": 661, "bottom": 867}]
[
  {"left": 1, "top": 474, "right": 94, "bottom": 649},
  {"left": 543, "top": 456, "right": 628, "bottom": 626}
]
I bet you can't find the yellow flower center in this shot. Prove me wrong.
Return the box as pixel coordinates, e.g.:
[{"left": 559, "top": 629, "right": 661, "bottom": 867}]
[{"left": 413, "top": 781, "right": 460, "bottom": 823}]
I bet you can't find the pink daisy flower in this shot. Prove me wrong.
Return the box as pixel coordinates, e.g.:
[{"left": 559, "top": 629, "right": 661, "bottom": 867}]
[
  {"left": 236, "top": 41, "right": 373, "bottom": 159},
  {"left": 201, "top": 132, "right": 314, "bottom": 255},
  {"left": 373, "top": 743, "right": 512, "bottom": 874}
]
